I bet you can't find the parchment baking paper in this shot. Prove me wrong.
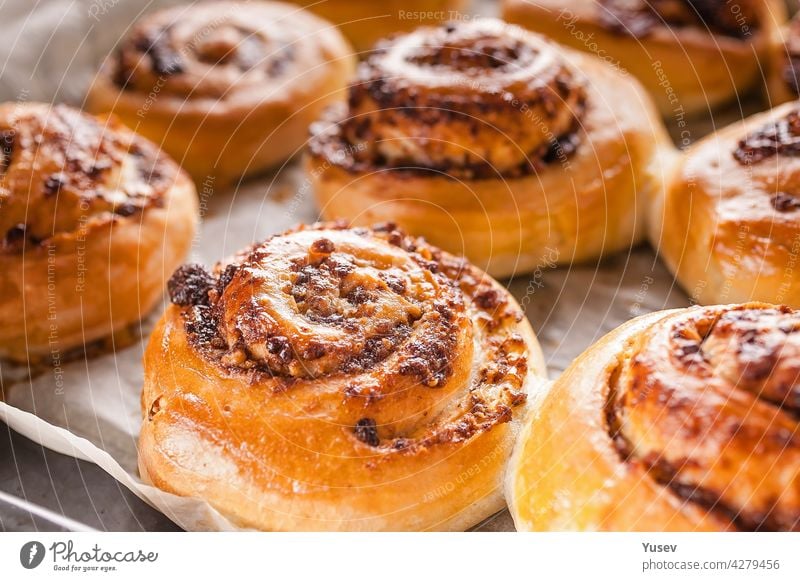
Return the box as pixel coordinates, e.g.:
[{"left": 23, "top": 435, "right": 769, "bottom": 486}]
[{"left": 0, "top": 0, "right": 760, "bottom": 531}]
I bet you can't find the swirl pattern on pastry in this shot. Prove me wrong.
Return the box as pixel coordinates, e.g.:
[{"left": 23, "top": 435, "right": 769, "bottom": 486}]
[
  {"left": 0, "top": 104, "right": 173, "bottom": 249},
  {"left": 509, "top": 303, "right": 800, "bottom": 531},
  {"left": 88, "top": 1, "right": 354, "bottom": 185},
  {"left": 311, "top": 18, "right": 586, "bottom": 179},
  {"left": 140, "top": 222, "right": 546, "bottom": 530},
  {"left": 609, "top": 305, "right": 800, "bottom": 531},
  {"left": 112, "top": 3, "right": 309, "bottom": 100}
]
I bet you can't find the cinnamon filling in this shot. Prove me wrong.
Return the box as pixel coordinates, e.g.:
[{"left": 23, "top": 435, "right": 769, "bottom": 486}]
[
  {"left": 169, "top": 223, "right": 530, "bottom": 452},
  {"left": 111, "top": 4, "right": 299, "bottom": 100},
  {"left": 309, "top": 19, "right": 586, "bottom": 180},
  {"left": 606, "top": 306, "right": 800, "bottom": 531},
  {"left": 733, "top": 109, "right": 800, "bottom": 164},
  {"left": 0, "top": 104, "right": 174, "bottom": 251}
]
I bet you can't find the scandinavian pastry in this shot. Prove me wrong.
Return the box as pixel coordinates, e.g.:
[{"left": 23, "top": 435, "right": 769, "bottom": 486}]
[
  {"left": 140, "top": 222, "right": 546, "bottom": 531},
  {"left": 654, "top": 101, "right": 800, "bottom": 306},
  {"left": 0, "top": 103, "right": 197, "bottom": 363},
  {"left": 306, "top": 18, "right": 672, "bottom": 279},
  {"left": 88, "top": 1, "right": 355, "bottom": 186},
  {"left": 503, "top": 0, "right": 787, "bottom": 116},
  {"left": 509, "top": 302, "right": 800, "bottom": 531},
  {"left": 768, "top": 12, "right": 800, "bottom": 105},
  {"left": 291, "top": 0, "right": 468, "bottom": 53}
]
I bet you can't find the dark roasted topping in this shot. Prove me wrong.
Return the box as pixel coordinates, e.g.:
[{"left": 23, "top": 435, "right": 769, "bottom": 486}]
[
  {"left": 111, "top": 4, "right": 302, "bottom": 99},
  {"left": 310, "top": 237, "right": 335, "bottom": 255},
  {"left": 266, "top": 336, "right": 293, "bottom": 363},
  {"left": 607, "top": 305, "right": 800, "bottom": 531},
  {"left": 474, "top": 287, "right": 504, "bottom": 310},
  {"left": 133, "top": 26, "right": 185, "bottom": 77},
  {"left": 772, "top": 192, "right": 800, "bottom": 212},
  {"left": 218, "top": 264, "right": 238, "bottom": 293},
  {"left": 3, "top": 223, "right": 28, "bottom": 249},
  {"left": 174, "top": 223, "right": 530, "bottom": 454},
  {"left": 0, "top": 104, "right": 176, "bottom": 251},
  {"left": 309, "top": 19, "right": 585, "bottom": 180},
  {"left": 168, "top": 264, "right": 215, "bottom": 307},
  {"left": 354, "top": 418, "right": 380, "bottom": 447},
  {"left": 733, "top": 110, "right": 800, "bottom": 164}
]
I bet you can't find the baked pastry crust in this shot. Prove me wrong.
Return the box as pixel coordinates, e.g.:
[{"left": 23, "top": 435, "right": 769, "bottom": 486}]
[
  {"left": 0, "top": 103, "right": 197, "bottom": 363},
  {"left": 508, "top": 303, "right": 800, "bottom": 531},
  {"left": 139, "top": 222, "right": 546, "bottom": 531},
  {"left": 654, "top": 101, "right": 800, "bottom": 306},
  {"left": 291, "top": 0, "right": 468, "bottom": 52},
  {"left": 87, "top": 1, "right": 355, "bottom": 186},
  {"left": 503, "top": 0, "right": 787, "bottom": 116},
  {"left": 306, "top": 18, "right": 672, "bottom": 280}
]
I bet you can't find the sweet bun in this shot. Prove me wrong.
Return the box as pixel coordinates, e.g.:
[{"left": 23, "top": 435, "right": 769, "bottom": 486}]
[
  {"left": 0, "top": 103, "right": 197, "bottom": 363},
  {"left": 653, "top": 101, "right": 800, "bottom": 306},
  {"left": 509, "top": 303, "right": 800, "bottom": 531},
  {"left": 503, "top": 0, "right": 787, "bottom": 116},
  {"left": 139, "top": 222, "right": 546, "bottom": 531},
  {"left": 306, "top": 18, "right": 671, "bottom": 279},
  {"left": 88, "top": 1, "right": 355, "bottom": 186}
]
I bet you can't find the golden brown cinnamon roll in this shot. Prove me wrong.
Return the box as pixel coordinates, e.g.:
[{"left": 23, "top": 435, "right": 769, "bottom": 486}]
[
  {"left": 509, "top": 303, "right": 800, "bottom": 531},
  {"left": 140, "top": 222, "right": 546, "bottom": 531},
  {"left": 503, "top": 0, "right": 787, "bottom": 116},
  {"left": 87, "top": 1, "right": 355, "bottom": 186},
  {"left": 291, "top": 0, "right": 468, "bottom": 53},
  {"left": 0, "top": 103, "right": 197, "bottom": 363},
  {"left": 654, "top": 102, "right": 800, "bottom": 306},
  {"left": 306, "top": 18, "right": 671, "bottom": 279}
]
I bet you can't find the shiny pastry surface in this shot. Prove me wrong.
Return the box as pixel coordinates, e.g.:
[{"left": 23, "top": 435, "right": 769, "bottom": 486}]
[
  {"left": 654, "top": 102, "right": 800, "bottom": 307},
  {"left": 0, "top": 104, "right": 170, "bottom": 244},
  {"left": 509, "top": 303, "right": 800, "bottom": 531},
  {"left": 140, "top": 222, "right": 546, "bottom": 531},
  {"left": 308, "top": 18, "right": 671, "bottom": 279},
  {"left": 88, "top": 1, "right": 355, "bottom": 185},
  {"left": 502, "top": 0, "right": 787, "bottom": 115},
  {"left": 0, "top": 102, "right": 197, "bottom": 362}
]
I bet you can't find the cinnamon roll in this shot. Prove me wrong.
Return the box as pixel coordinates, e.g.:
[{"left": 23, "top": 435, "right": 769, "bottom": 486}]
[
  {"left": 768, "top": 12, "right": 800, "bottom": 105},
  {"left": 509, "top": 303, "right": 800, "bottom": 531},
  {"left": 87, "top": 1, "right": 355, "bottom": 186},
  {"left": 503, "top": 0, "right": 787, "bottom": 116},
  {"left": 654, "top": 102, "right": 800, "bottom": 307},
  {"left": 0, "top": 103, "right": 197, "bottom": 363},
  {"left": 140, "top": 222, "right": 546, "bottom": 531},
  {"left": 291, "top": 0, "right": 468, "bottom": 53},
  {"left": 306, "top": 18, "right": 671, "bottom": 279}
]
